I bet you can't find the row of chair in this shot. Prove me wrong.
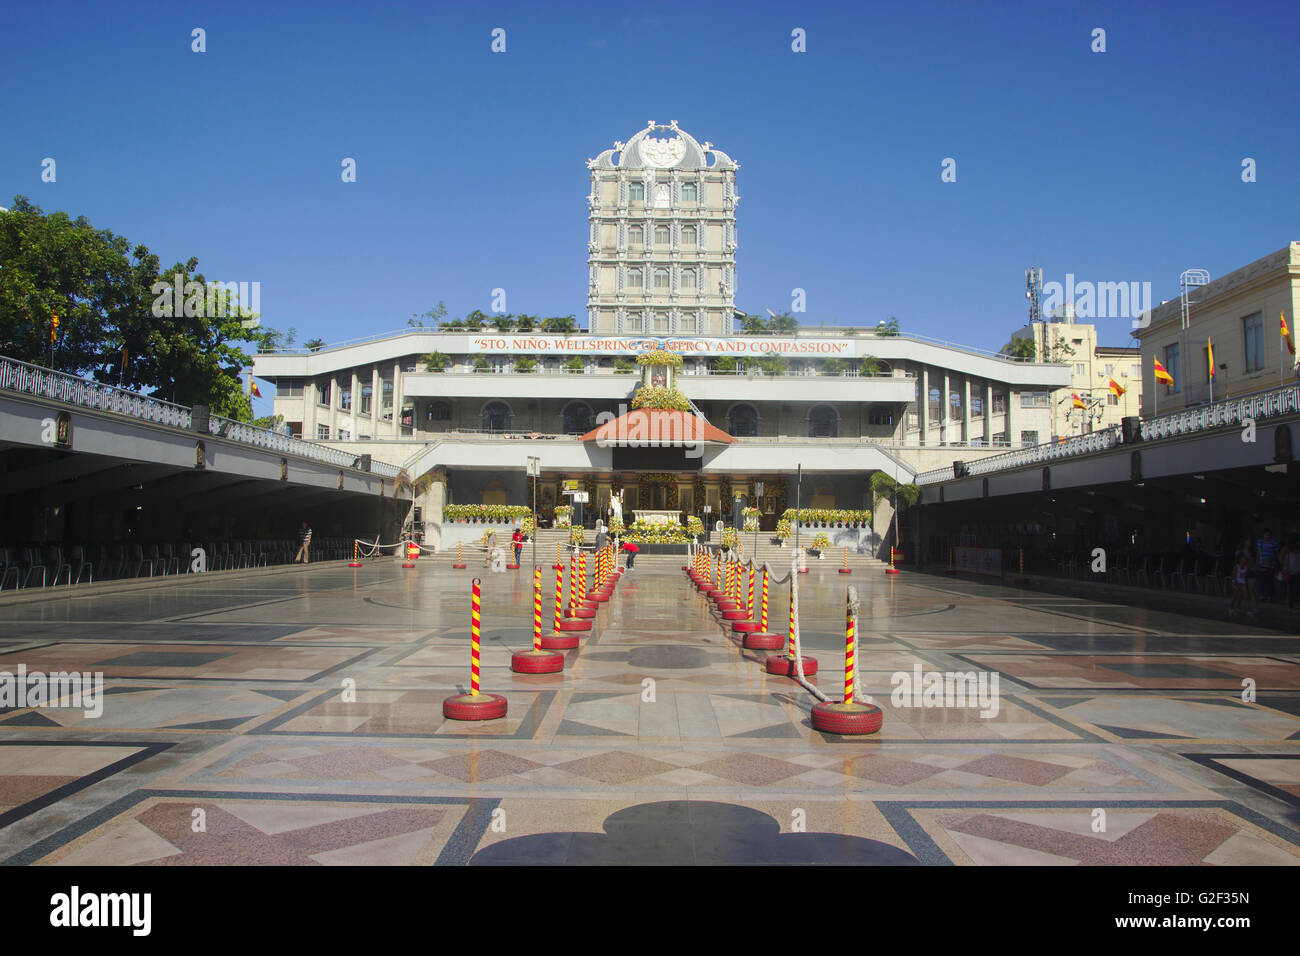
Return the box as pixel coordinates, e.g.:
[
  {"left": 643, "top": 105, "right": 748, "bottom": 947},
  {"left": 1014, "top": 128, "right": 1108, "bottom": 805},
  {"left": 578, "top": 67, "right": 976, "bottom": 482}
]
[
  {"left": 1029, "top": 550, "right": 1237, "bottom": 596},
  {"left": 0, "top": 537, "right": 356, "bottom": 591}
]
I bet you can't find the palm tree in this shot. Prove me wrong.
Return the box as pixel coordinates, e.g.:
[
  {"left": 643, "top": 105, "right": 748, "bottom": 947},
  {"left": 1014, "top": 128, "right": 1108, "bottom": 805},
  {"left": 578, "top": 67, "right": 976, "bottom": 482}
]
[
  {"left": 491, "top": 314, "right": 514, "bottom": 333},
  {"left": 767, "top": 312, "right": 799, "bottom": 334},
  {"left": 876, "top": 316, "right": 900, "bottom": 337},
  {"left": 421, "top": 351, "right": 451, "bottom": 372},
  {"left": 542, "top": 315, "right": 578, "bottom": 333},
  {"left": 304, "top": 338, "right": 325, "bottom": 352},
  {"left": 1002, "top": 337, "right": 1036, "bottom": 360}
]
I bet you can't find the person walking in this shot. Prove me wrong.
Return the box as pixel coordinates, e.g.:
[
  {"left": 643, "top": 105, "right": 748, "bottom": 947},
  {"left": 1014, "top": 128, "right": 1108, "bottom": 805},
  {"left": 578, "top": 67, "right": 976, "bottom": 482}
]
[
  {"left": 594, "top": 521, "right": 608, "bottom": 553},
  {"left": 511, "top": 527, "right": 524, "bottom": 565},
  {"left": 1229, "top": 552, "right": 1254, "bottom": 619},
  {"left": 294, "top": 521, "right": 312, "bottom": 564},
  {"left": 1256, "top": 529, "right": 1278, "bottom": 602}
]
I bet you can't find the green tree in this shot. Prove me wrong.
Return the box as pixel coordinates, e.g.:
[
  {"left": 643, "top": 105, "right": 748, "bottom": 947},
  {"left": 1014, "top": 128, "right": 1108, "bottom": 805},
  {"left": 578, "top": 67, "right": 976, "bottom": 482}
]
[
  {"left": 421, "top": 350, "right": 451, "bottom": 372},
  {"left": 876, "top": 316, "right": 900, "bottom": 337},
  {"left": 1002, "top": 336, "right": 1036, "bottom": 360},
  {"left": 304, "top": 338, "right": 326, "bottom": 352},
  {"left": 409, "top": 301, "right": 447, "bottom": 328},
  {"left": 613, "top": 357, "right": 635, "bottom": 374},
  {"left": 737, "top": 313, "right": 768, "bottom": 334},
  {"left": 860, "top": 355, "right": 881, "bottom": 376},
  {"left": 472, "top": 356, "right": 490, "bottom": 372},
  {"left": 767, "top": 312, "right": 799, "bottom": 334},
  {"left": 514, "top": 314, "right": 537, "bottom": 332},
  {"left": 712, "top": 357, "right": 737, "bottom": 373},
  {"left": 870, "top": 472, "right": 920, "bottom": 509},
  {"left": 822, "top": 358, "right": 847, "bottom": 376},
  {"left": 513, "top": 355, "right": 537, "bottom": 373},
  {"left": 252, "top": 412, "right": 284, "bottom": 431},
  {"left": 542, "top": 314, "right": 578, "bottom": 333},
  {"left": 491, "top": 313, "right": 514, "bottom": 333},
  {"left": 564, "top": 356, "right": 585, "bottom": 373},
  {"left": 463, "top": 309, "right": 489, "bottom": 330}
]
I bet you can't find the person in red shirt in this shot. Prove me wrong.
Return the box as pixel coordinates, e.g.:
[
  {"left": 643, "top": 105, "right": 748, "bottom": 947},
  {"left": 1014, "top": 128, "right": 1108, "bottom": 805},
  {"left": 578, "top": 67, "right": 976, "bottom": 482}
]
[
  {"left": 511, "top": 528, "right": 523, "bottom": 565},
  {"left": 621, "top": 540, "right": 639, "bottom": 570}
]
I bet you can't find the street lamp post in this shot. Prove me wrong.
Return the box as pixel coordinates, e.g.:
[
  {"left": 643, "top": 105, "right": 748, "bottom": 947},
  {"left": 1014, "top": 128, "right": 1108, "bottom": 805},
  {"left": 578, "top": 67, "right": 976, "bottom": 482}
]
[
  {"left": 752, "top": 480, "right": 764, "bottom": 560},
  {"left": 526, "top": 456, "right": 540, "bottom": 572}
]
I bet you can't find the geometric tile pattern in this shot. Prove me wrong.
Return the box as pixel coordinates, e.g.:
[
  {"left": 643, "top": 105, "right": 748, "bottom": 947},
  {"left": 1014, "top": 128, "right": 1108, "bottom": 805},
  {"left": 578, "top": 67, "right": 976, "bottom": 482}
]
[{"left": 1, "top": 556, "right": 1299, "bottom": 865}]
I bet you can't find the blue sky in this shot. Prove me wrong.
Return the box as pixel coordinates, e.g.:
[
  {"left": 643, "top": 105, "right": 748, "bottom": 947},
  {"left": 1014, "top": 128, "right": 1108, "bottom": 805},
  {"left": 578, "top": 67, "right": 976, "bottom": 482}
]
[{"left": 5, "top": 0, "right": 1298, "bottom": 394}]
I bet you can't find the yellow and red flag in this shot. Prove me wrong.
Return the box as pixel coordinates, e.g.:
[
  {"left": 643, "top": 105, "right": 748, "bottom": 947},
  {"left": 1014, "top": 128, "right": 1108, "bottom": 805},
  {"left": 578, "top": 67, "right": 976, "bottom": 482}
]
[
  {"left": 1207, "top": 337, "right": 1216, "bottom": 379},
  {"left": 1153, "top": 357, "right": 1175, "bottom": 386},
  {"left": 248, "top": 373, "right": 262, "bottom": 399},
  {"left": 1072, "top": 392, "right": 1086, "bottom": 409},
  {"left": 1282, "top": 311, "right": 1295, "bottom": 356},
  {"left": 1108, "top": 378, "right": 1126, "bottom": 398}
]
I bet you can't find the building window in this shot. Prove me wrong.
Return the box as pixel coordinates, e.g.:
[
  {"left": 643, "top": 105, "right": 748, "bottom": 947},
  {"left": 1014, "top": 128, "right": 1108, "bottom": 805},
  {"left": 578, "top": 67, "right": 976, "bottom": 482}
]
[
  {"left": 278, "top": 378, "right": 304, "bottom": 398},
  {"left": 1107, "top": 393, "right": 1119, "bottom": 406},
  {"left": 971, "top": 396, "right": 984, "bottom": 417},
  {"left": 285, "top": 421, "right": 302, "bottom": 438},
  {"left": 681, "top": 182, "right": 697, "bottom": 202},
  {"left": 993, "top": 392, "right": 1006, "bottom": 414},
  {"left": 482, "top": 401, "right": 511, "bottom": 432},
  {"left": 681, "top": 313, "right": 697, "bottom": 332},
  {"left": 628, "top": 268, "right": 643, "bottom": 289},
  {"left": 337, "top": 428, "right": 351, "bottom": 440},
  {"left": 928, "top": 387, "right": 942, "bottom": 421},
  {"left": 1020, "top": 430, "right": 1039, "bottom": 447},
  {"left": 317, "top": 424, "right": 330, "bottom": 439},
  {"left": 339, "top": 386, "right": 352, "bottom": 411},
  {"left": 680, "top": 269, "right": 696, "bottom": 290},
  {"left": 809, "top": 405, "right": 838, "bottom": 438},
  {"left": 653, "top": 313, "right": 669, "bottom": 332},
  {"left": 1074, "top": 363, "right": 1086, "bottom": 375},
  {"left": 562, "top": 402, "right": 594, "bottom": 434},
  {"left": 949, "top": 391, "right": 962, "bottom": 420},
  {"left": 381, "top": 379, "right": 393, "bottom": 410},
  {"left": 628, "top": 182, "right": 644, "bottom": 202},
  {"left": 654, "top": 225, "right": 670, "bottom": 245},
  {"left": 428, "top": 400, "right": 451, "bottom": 423},
  {"left": 1163, "top": 343, "right": 1181, "bottom": 393},
  {"left": 317, "top": 380, "right": 331, "bottom": 406},
  {"left": 1104, "top": 363, "right": 1114, "bottom": 376},
  {"left": 868, "top": 406, "right": 895, "bottom": 427},
  {"left": 681, "top": 225, "right": 696, "bottom": 246},
  {"left": 653, "top": 269, "right": 670, "bottom": 290},
  {"left": 629, "top": 225, "right": 643, "bottom": 246},
  {"left": 1243, "top": 311, "right": 1264, "bottom": 372},
  {"left": 360, "top": 384, "right": 372, "bottom": 415},
  {"left": 726, "top": 404, "right": 759, "bottom": 437},
  {"left": 1019, "top": 391, "right": 1049, "bottom": 408}
]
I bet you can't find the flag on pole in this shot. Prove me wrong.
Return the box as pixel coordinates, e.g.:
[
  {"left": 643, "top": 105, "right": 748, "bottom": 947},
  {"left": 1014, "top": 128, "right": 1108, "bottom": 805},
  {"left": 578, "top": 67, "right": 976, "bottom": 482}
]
[
  {"left": 1153, "top": 357, "right": 1175, "bottom": 386},
  {"left": 248, "top": 373, "right": 262, "bottom": 398},
  {"left": 1282, "top": 311, "right": 1295, "bottom": 356},
  {"left": 49, "top": 315, "right": 59, "bottom": 346},
  {"left": 1071, "top": 392, "right": 1086, "bottom": 409},
  {"left": 1108, "top": 378, "right": 1126, "bottom": 398},
  {"left": 1207, "top": 337, "right": 1215, "bottom": 379}
]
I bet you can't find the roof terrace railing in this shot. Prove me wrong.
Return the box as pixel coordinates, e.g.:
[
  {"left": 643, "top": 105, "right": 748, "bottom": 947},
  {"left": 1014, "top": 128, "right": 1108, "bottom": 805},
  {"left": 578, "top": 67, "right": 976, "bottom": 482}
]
[
  {"left": 916, "top": 381, "right": 1300, "bottom": 485},
  {"left": 0, "top": 354, "right": 400, "bottom": 478}
]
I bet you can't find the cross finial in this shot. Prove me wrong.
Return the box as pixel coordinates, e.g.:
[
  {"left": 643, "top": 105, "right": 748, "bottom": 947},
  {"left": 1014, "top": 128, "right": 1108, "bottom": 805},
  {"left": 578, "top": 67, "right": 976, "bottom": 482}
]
[
  {"left": 669, "top": 119, "right": 679, "bottom": 130},
  {"left": 647, "top": 119, "right": 656, "bottom": 129}
]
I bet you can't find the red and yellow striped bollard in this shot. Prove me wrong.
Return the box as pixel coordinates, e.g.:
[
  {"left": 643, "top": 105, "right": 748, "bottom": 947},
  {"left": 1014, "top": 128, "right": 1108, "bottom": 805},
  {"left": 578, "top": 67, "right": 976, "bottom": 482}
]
[
  {"left": 349, "top": 540, "right": 362, "bottom": 568},
  {"left": 839, "top": 545, "right": 851, "bottom": 574},
  {"left": 512, "top": 567, "right": 563, "bottom": 672},
  {"left": 542, "top": 564, "right": 580, "bottom": 647},
  {"left": 453, "top": 540, "right": 466, "bottom": 569},
  {"left": 810, "top": 587, "right": 881, "bottom": 734},
  {"left": 443, "top": 577, "right": 508, "bottom": 719}
]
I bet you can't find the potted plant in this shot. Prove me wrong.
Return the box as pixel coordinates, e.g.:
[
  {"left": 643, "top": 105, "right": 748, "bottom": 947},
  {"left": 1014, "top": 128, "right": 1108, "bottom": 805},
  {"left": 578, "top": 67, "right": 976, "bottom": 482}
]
[{"left": 810, "top": 533, "right": 830, "bottom": 557}]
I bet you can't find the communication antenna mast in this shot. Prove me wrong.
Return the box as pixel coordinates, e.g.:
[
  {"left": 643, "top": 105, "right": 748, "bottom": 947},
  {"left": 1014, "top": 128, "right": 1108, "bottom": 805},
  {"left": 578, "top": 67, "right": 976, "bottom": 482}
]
[
  {"left": 1025, "top": 267, "right": 1043, "bottom": 324},
  {"left": 1179, "top": 268, "right": 1210, "bottom": 402}
]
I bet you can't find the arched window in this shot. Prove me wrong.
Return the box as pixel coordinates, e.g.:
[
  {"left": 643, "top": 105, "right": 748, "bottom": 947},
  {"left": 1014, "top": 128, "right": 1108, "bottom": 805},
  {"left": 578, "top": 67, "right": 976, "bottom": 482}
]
[
  {"left": 562, "top": 402, "right": 594, "bottom": 434},
  {"left": 629, "top": 225, "right": 643, "bottom": 246},
  {"left": 654, "top": 225, "right": 670, "bottom": 245},
  {"left": 482, "top": 401, "right": 511, "bottom": 432},
  {"left": 681, "top": 225, "right": 697, "bottom": 246},
  {"left": 680, "top": 268, "right": 696, "bottom": 290},
  {"left": 681, "top": 182, "right": 698, "bottom": 203},
  {"left": 809, "top": 404, "right": 838, "bottom": 438},
  {"left": 726, "top": 403, "right": 759, "bottom": 437},
  {"left": 627, "top": 268, "right": 643, "bottom": 288},
  {"left": 653, "top": 268, "right": 670, "bottom": 290}
]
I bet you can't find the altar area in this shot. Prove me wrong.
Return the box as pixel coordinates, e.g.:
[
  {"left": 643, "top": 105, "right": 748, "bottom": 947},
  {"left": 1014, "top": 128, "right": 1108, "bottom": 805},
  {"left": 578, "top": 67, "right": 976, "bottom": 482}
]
[{"left": 630, "top": 509, "right": 681, "bottom": 527}]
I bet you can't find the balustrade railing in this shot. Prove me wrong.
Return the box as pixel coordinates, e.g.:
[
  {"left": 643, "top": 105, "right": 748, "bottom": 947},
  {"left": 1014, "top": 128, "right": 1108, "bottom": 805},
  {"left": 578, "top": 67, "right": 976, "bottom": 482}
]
[{"left": 0, "top": 355, "right": 399, "bottom": 476}]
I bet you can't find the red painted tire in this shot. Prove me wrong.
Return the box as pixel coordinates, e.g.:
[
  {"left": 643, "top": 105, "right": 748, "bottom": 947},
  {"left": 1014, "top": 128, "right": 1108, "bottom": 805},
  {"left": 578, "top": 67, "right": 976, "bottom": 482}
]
[
  {"left": 507, "top": 564, "right": 520, "bottom": 570},
  {"left": 442, "top": 693, "right": 508, "bottom": 721},
  {"left": 705, "top": 588, "right": 725, "bottom": 599},
  {"left": 574, "top": 607, "right": 597, "bottom": 619},
  {"left": 885, "top": 568, "right": 902, "bottom": 576},
  {"left": 511, "top": 649, "right": 564, "bottom": 673},
  {"left": 838, "top": 568, "right": 852, "bottom": 574},
  {"left": 811, "top": 700, "right": 882, "bottom": 735},
  {"left": 721, "top": 609, "right": 749, "bottom": 621},
  {"left": 582, "top": 597, "right": 603, "bottom": 608},
  {"left": 452, "top": 563, "right": 467, "bottom": 569},
  {"left": 556, "top": 618, "right": 592, "bottom": 631},
  {"left": 540, "top": 632, "right": 579, "bottom": 649},
  {"left": 731, "top": 620, "right": 763, "bottom": 633},
  {"left": 743, "top": 632, "right": 786, "bottom": 650},
  {"left": 765, "top": 654, "right": 819, "bottom": 677},
  {"left": 798, "top": 568, "right": 809, "bottom": 574}
]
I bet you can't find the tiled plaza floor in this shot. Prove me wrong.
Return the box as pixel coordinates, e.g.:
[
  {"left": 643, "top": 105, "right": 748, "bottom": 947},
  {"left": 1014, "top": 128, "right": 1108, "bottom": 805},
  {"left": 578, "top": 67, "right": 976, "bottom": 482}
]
[{"left": 0, "top": 556, "right": 1297, "bottom": 865}]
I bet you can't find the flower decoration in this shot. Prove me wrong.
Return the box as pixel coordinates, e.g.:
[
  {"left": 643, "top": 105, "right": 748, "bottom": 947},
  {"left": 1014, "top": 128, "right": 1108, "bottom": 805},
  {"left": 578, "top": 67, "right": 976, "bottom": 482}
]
[
  {"left": 630, "top": 385, "right": 690, "bottom": 411},
  {"left": 635, "top": 349, "right": 684, "bottom": 367}
]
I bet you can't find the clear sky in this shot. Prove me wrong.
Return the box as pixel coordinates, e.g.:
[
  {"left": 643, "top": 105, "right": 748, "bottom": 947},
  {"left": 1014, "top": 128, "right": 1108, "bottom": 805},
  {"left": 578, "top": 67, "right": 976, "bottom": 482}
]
[{"left": 5, "top": 0, "right": 1298, "bottom": 409}]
